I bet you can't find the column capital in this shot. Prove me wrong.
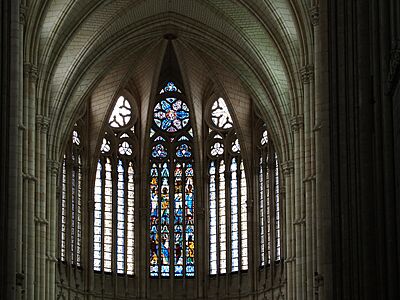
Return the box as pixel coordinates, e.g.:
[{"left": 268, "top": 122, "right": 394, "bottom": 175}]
[
  {"left": 281, "top": 160, "right": 294, "bottom": 175},
  {"left": 24, "top": 62, "right": 38, "bottom": 80},
  {"left": 20, "top": 4, "right": 28, "bottom": 25},
  {"left": 309, "top": 5, "right": 319, "bottom": 26},
  {"left": 300, "top": 65, "right": 314, "bottom": 84},
  {"left": 290, "top": 115, "right": 303, "bottom": 132},
  {"left": 48, "top": 160, "right": 61, "bottom": 175},
  {"left": 36, "top": 114, "right": 50, "bottom": 133}
]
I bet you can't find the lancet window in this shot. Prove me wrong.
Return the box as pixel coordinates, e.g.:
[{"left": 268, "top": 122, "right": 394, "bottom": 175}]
[
  {"left": 93, "top": 95, "right": 137, "bottom": 275},
  {"left": 149, "top": 81, "right": 195, "bottom": 278},
  {"left": 258, "top": 124, "right": 281, "bottom": 266},
  {"left": 207, "top": 97, "right": 248, "bottom": 275}
]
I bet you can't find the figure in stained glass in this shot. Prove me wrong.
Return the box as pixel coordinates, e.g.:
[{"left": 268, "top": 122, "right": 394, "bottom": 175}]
[{"left": 150, "top": 82, "right": 195, "bottom": 278}]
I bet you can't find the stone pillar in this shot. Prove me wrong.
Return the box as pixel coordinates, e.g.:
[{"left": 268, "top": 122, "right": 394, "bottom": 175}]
[
  {"left": 282, "top": 160, "right": 294, "bottom": 300},
  {"left": 0, "top": 0, "right": 20, "bottom": 298},
  {"left": 47, "top": 160, "right": 60, "bottom": 300},
  {"left": 301, "top": 64, "right": 316, "bottom": 300},
  {"left": 313, "top": 0, "right": 333, "bottom": 299},
  {"left": 291, "top": 114, "right": 304, "bottom": 300},
  {"left": 36, "top": 115, "right": 50, "bottom": 299},
  {"left": 23, "top": 62, "right": 38, "bottom": 300}
]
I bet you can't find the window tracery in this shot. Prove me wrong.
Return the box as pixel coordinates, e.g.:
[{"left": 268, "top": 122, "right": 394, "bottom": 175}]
[
  {"left": 207, "top": 97, "right": 248, "bottom": 275},
  {"left": 149, "top": 82, "right": 195, "bottom": 278},
  {"left": 93, "top": 95, "right": 137, "bottom": 275}
]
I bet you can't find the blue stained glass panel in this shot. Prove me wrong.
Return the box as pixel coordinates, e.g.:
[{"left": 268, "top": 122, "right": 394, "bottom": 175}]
[
  {"left": 152, "top": 144, "right": 167, "bottom": 158},
  {"left": 176, "top": 144, "right": 192, "bottom": 158}
]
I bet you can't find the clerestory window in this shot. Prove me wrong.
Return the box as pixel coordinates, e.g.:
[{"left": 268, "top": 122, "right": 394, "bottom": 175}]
[
  {"left": 207, "top": 97, "right": 248, "bottom": 275},
  {"left": 258, "top": 123, "right": 282, "bottom": 266},
  {"left": 93, "top": 95, "right": 137, "bottom": 275},
  {"left": 149, "top": 81, "right": 195, "bottom": 278}
]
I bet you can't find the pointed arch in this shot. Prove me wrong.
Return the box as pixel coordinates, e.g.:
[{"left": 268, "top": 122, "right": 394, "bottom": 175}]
[
  {"left": 149, "top": 81, "right": 196, "bottom": 278},
  {"left": 206, "top": 96, "right": 248, "bottom": 275},
  {"left": 93, "top": 94, "right": 137, "bottom": 275}
]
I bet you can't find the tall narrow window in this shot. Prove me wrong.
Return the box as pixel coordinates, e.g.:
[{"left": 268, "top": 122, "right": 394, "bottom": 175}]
[
  {"left": 149, "top": 81, "right": 195, "bottom": 278},
  {"left": 93, "top": 95, "right": 137, "bottom": 275},
  {"left": 59, "top": 124, "right": 83, "bottom": 267},
  {"left": 258, "top": 125, "right": 282, "bottom": 266},
  {"left": 207, "top": 97, "right": 248, "bottom": 275}
]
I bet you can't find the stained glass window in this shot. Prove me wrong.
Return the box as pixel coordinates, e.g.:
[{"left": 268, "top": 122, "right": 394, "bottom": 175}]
[
  {"left": 258, "top": 126, "right": 282, "bottom": 266},
  {"left": 93, "top": 95, "right": 136, "bottom": 275},
  {"left": 149, "top": 82, "right": 195, "bottom": 278},
  {"left": 207, "top": 98, "right": 248, "bottom": 274},
  {"left": 59, "top": 125, "right": 83, "bottom": 267}
]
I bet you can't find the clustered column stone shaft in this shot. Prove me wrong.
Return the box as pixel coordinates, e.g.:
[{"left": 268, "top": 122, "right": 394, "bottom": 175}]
[{"left": 23, "top": 62, "right": 38, "bottom": 300}]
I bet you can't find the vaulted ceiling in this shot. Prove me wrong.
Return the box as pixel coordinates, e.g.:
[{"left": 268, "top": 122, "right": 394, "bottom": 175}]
[{"left": 24, "top": 0, "right": 314, "bottom": 160}]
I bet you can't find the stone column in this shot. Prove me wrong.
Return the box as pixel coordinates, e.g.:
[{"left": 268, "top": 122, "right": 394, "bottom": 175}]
[
  {"left": 282, "top": 160, "right": 294, "bottom": 300},
  {"left": 0, "top": 0, "right": 20, "bottom": 298},
  {"left": 301, "top": 64, "right": 316, "bottom": 300},
  {"left": 313, "top": 1, "right": 333, "bottom": 299},
  {"left": 36, "top": 115, "right": 50, "bottom": 299},
  {"left": 47, "top": 160, "right": 60, "bottom": 299},
  {"left": 23, "top": 62, "right": 38, "bottom": 300},
  {"left": 291, "top": 114, "right": 305, "bottom": 300}
]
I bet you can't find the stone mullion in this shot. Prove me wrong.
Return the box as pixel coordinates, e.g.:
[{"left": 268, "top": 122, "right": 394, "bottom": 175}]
[
  {"left": 291, "top": 113, "right": 305, "bottom": 300},
  {"left": 282, "top": 160, "right": 294, "bottom": 300},
  {"left": 23, "top": 63, "right": 37, "bottom": 300},
  {"left": 47, "top": 160, "right": 59, "bottom": 299},
  {"left": 35, "top": 114, "right": 49, "bottom": 300}
]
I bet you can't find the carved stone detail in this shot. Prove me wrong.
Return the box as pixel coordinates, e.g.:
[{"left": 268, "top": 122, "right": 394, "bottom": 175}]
[
  {"left": 48, "top": 160, "right": 60, "bottom": 175},
  {"left": 300, "top": 65, "right": 314, "bottom": 84},
  {"left": 36, "top": 115, "right": 50, "bottom": 134},
  {"left": 20, "top": 4, "right": 27, "bottom": 25},
  {"left": 309, "top": 6, "right": 319, "bottom": 26},
  {"left": 290, "top": 115, "right": 304, "bottom": 132},
  {"left": 282, "top": 161, "right": 294, "bottom": 175},
  {"left": 24, "top": 63, "right": 38, "bottom": 81}
]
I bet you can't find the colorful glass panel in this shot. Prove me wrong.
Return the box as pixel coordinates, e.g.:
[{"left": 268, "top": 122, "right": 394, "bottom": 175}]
[
  {"left": 150, "top": 164, "right": 159, "bottom": 277},
  {"left": 153, "top": 97, "right": 190, "bottom": 133},
  {"left": 152, "top": 144, "right": 168, "bottom": 158},
  {"left": 185, "top": 163, "right": 195, "bottom": 277},
  {"left": 150, "top": 81, "right": 195, "bottom": 278},
  {"left": 176, "top": 144, "right": 192, "bottom": 158}
]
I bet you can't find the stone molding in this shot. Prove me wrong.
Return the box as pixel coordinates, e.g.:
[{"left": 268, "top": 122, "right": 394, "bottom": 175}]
[
  {"left": 22, "top": 172, "right": 38, "bottom": 182},
  {"left": 35, "top": 216, "right": 49, "bottom": 225}
]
